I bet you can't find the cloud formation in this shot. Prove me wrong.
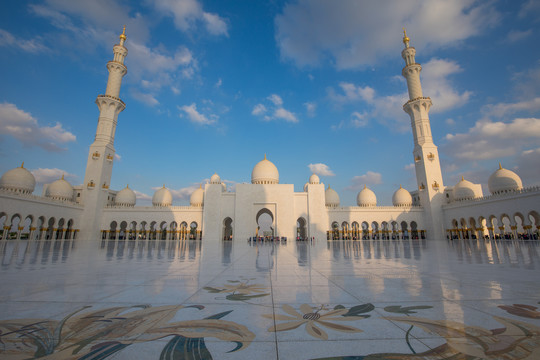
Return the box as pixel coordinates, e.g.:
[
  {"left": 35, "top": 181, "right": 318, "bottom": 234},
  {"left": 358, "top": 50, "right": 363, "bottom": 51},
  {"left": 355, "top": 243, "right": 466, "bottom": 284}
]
[
  {"left": 0, "top": 102, "right": 76, "bottom": 151},
  {"left": 180, "top": 103, "right": 217, "bottom": 125},
  {"left": 308, "top": 163, "right": 335, "bottom": 176},
  {"left": 346, "top": 171, "right": 382, "bottom": 191},
  {"left": 253, "top": 94, "right": 298, "bottom": 123},
  {"left": 327, "top": 58, "right": 470, "bottom": 131},
  {"left": 275, "top": 0, "right": 498, "bottom": 69},
  {"left": 153, "top": 0, "right": 228, "bottom": 36},
  {"left": 31, "top": 168, "right": 76, "bottom": 184},
  {"left": 0, "top": 29, "right": 49, "bottom": 53}
]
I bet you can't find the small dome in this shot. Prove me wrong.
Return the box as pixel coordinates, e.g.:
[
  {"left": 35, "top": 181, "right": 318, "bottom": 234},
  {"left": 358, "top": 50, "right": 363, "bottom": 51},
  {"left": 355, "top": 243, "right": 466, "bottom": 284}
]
[
  {"left": 0, "top": 162, "right": 35, "bottom": 194},
  {"left": 116, "top": 185, "right": 136, "bottom": 206},
  {"left": 454, "top": 176, "right": 476, "bottom": 201},
  {"left": 210, "top": 173, "right": 221, "bottom": 184},
  {"left": 190, "top": 185, "right": 204, "bottom": 207},
  {"left": 488, "top": 163, "right": 523, "bottom": 195},
  {"left": 309, "top": 173, "right": 320, "bottom": 184},
  {"left": 325, "top": 185, "right": 340, "bottom": 207},
  {"left": 392, "top": 185, "right": 412, "bottom": 207},
  {"left": 357, "top": 185, "right": 377, "bottom": 207},
  {"left": 303, "top": 182, "right": 309, "bottom": 192},
  {"left": 251, "top": 154, "right": 279, "bottom": 184},
  {"left": 46, "top": 175, "right": 73, "bottom": 201},
  {"left": 152, "top": 185, "right": 172, "bottom": 207}
]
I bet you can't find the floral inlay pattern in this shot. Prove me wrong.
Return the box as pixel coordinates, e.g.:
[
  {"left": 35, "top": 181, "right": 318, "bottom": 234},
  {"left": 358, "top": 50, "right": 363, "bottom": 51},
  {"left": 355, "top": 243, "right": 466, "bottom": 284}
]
[
  {"left": 0, "top": 304, "right": 254, "bottom": 359},
  {"left": 204, "top": 278, "right": 270, "bottom": 301},
  {"left": 263, "top": 304, "right": 369, "bottom": 340}
]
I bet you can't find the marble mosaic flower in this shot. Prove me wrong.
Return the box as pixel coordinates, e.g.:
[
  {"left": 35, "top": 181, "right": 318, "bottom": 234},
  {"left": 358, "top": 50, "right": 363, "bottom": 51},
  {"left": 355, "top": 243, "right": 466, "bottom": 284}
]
[
  {"left": 217, "top": 282, "right": 268, "bottom": 295},
  {"left": 263, "top": 304, "right": 365, "bottom": 340},
  {"left": 384, "top": 315, "right": 540, "bottom": 359},
  {"left": 498, "top": 304, "right": 540, "bottom": 319}
]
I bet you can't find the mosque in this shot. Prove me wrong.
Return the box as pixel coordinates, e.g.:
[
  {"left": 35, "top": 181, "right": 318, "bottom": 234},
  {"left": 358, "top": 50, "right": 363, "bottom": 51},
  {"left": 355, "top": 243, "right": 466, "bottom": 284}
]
[{"left": 1, "top": 29, "right": 539, "bottom": 242}]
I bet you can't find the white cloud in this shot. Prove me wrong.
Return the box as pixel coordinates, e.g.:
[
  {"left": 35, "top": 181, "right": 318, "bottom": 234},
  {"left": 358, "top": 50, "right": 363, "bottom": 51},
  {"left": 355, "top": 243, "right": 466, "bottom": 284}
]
[
  {"left": 253, "top": 94, "right": 299, "bottom": 123},
  {"left": 346, "top": 171, "right": 382, "bottom": 190},
  {"left": 273, "top": 108, "right": 298, "bottom": 123},
  {"left": 114, "top": 153, "right": 121, "bottom": 161},
  {"left": 351, "top": 111, "right": 368, "bottom": 128},
  {"left": 506, "top": 29, "right": 532, "bottom": 42},
  {"left": 252, "top": 104, "right": 267, "bottom": 116},
  {"left": 442, "top": 117, "right": 540, "bottom": 160},
  {"left": 404, "top": 163, "right": 415, "bottom": 171},
  {"left": 267, "top": 94, "right": 283, "bottom": 106},
  {"left": 131, "top": 91, "right": 159, "bottom": 107},
  {"left": 31, "top": 168, "right": 76, "bottom": 184},
  {"left": 516, "top": 147, "right": 540, "bottom": 187},
  {"left": 153, "top": 0, "right": 228, "bottom": 36},
  {"left": 215, "top": 78, "right": 222, "bottom": 88},
  {"left": 0, "top": 29, "right": 49, "bottom": 53},
  {"left": 304, "top": 102, "right": 316, "bottom": 117},
  {"left": 134, "top": 190, "right": 152, "bottom": 201},
  {"left": 0, "top": 102, "right": 76, "bottom": 151},
  {"left": 482, "top": 97, "right": 540, "bottom": 118},
  {"left": 308, "top": 163, "right": 335, "bottom": 176},
  {"left": 180, "top": 103, "right": 216, "bottom": 125},
  {"left": 275, "top": 0, "right": 498, "bottom": 69},
  {"left": 421, "top": 58, "right": 472, "bottom": 113}
]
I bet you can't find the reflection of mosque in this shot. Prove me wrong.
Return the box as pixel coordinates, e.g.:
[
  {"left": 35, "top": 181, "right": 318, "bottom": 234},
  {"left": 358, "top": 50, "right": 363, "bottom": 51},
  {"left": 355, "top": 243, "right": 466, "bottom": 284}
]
[{"left": 1, "top": 29, "right": 539, "bottom": 242}]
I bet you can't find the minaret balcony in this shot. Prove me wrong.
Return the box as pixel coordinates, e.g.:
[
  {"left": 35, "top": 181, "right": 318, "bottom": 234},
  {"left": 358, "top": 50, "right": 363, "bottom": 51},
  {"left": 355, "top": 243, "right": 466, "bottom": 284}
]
[{"left": 96, "top": 94, "right": 125, "bottom": 107}]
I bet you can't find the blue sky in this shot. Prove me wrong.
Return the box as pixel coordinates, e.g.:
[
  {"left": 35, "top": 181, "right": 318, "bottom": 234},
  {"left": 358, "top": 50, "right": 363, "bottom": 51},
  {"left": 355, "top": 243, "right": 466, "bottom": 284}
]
[{"left": 1, "top": 0, "right": 539, "bottom": 206}]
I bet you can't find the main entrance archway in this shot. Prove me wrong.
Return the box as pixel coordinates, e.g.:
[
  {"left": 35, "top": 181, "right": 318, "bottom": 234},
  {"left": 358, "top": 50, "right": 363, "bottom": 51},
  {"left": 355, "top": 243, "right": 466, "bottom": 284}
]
[{"left": 256, "top": 208, "right": 274, "bottom": 238}]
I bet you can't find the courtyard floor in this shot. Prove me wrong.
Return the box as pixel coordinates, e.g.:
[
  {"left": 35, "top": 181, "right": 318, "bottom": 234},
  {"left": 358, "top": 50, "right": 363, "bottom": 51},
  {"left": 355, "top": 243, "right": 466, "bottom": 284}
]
[{"left": 1, "top": 237, "right": 539, "bottom": 359}]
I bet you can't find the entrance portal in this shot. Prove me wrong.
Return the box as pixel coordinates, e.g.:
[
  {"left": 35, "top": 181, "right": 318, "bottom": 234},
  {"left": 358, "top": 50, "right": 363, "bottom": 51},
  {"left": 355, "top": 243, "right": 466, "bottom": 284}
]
[{"left": 256, "top": 208, "right": 274, "bottom": 238}]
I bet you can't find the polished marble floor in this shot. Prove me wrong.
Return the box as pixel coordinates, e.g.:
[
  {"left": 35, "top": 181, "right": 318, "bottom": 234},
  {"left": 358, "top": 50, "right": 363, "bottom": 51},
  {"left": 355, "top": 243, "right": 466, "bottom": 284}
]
[{"left": 1, "top": 237, "right": 539, "bottom": 359}]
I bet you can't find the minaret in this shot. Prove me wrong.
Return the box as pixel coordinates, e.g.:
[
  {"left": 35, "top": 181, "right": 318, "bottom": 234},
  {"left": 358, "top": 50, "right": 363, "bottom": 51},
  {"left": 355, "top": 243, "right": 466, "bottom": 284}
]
[
  {"left": 401, "top": 29, "right": 445, "bottom": 239},
  {"left": 81, "top": 27, "right": 128, "bottom": 237}
]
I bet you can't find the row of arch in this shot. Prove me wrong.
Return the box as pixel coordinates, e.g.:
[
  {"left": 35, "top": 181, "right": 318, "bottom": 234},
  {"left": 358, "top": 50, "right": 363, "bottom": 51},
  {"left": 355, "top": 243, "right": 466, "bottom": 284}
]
[
  {"left": 104, "top": 220, "right": 201, "bottom": 240},
  {"left": 328, "top": 221, "right": 424, "bottom": 240},
  {"left": 0, "top": 212, "right": 77, "bottom": 240},
  {"left": 448, "top": 211, "right": 540, "bottom": 240}
]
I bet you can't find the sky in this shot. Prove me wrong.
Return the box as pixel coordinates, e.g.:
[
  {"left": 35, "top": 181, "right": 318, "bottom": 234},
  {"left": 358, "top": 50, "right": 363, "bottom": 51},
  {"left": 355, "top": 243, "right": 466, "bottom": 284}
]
[{"left": 1, "top": 0, "right": 539, "bottom": 206}]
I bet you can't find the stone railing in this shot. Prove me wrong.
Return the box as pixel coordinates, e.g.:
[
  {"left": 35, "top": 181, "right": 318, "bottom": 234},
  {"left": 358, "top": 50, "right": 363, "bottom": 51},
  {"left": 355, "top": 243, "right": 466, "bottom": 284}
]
[{"left": 105, "top": 205, "right": 202, "bottom": 210}]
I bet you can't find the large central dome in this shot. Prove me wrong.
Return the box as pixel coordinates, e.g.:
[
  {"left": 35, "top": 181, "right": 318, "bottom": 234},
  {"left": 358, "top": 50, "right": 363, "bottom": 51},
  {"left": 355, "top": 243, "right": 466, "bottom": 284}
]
[{"left": 251, "top": 154, "right": 279, "bottom": 184}]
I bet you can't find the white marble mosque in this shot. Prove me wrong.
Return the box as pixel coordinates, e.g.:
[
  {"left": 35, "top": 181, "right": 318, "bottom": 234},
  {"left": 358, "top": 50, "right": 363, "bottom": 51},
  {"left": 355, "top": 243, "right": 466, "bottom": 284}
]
[{"left": 1, "top": 28, "right": 539, "bottom": 243}]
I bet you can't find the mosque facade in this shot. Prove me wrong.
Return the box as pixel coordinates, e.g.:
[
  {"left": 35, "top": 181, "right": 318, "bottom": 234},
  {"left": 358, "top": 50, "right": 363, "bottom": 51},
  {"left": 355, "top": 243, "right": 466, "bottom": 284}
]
[{"left": 1, "top": 29, "right": 539, "bottom": 242}]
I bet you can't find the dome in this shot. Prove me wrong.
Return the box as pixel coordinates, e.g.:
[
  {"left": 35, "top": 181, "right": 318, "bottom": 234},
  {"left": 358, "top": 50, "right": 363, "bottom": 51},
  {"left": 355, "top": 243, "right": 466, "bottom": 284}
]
[
  {"left": 115, "top": 185, "right": 136, "bottom": 206},
  {"left": 251, "top": 154, "right": 279, "bottom": 184},
  {"left": 46, "top": 175, "right": 73, "bottom": 201},
  {"left": 325, "top": 185, "right": 340, "bottom": 207},
  {"left": 190, "top": 185, "right": 204, "bottom": 207},
  {"left": 0, "top": 162, "right": 35, "bottom": 194},
  {"left": 488, "top": 163, "right": 523, "bottom": 195},
  {"left": 392, "top": 185, "right": 412, "bottom": 207},
  {"left": 357, "top": 185, "right": 377, "bottom": 207},
  {"left": 210, "top": 173, "right": 221, "bottom": 184},
  {"left": 454, "top": 176, "right": 476, "bottom": 201},
  {"left": 152, "top": 185, "right": 172, "bottom": 207},
  {"left": 309, "top": 173, "right": 320, "bottom": 184}
]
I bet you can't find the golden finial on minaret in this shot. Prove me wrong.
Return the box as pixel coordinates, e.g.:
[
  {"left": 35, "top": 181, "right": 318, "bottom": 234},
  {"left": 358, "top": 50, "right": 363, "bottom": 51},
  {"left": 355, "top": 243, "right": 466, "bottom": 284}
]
[
  {"left": 20, "top": 161, "right": 24, "bottom": 168},
  {"left": 402, "top": 27, "right": 410, "bottom": 47},
  {"left": 264, "top": 153, "right": 267, "bottom": 160},
  {"left": 498, "top": 162, "right": 503, "bottom": 170},
  {"left": 461, "top": 175, "right": 464, "bottom": 181},
  {"left": 119, "top": 25, "right": 126, "bottom": 41}
]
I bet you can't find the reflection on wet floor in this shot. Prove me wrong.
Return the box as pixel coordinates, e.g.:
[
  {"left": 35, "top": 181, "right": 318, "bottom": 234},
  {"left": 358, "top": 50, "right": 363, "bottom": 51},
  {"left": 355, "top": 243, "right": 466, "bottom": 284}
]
[
  {"left": 1, "top": 238, "right": 540, "bottom": 359},
  {"left": 1, "top": 238, "right": 539, "bottom": 268}
]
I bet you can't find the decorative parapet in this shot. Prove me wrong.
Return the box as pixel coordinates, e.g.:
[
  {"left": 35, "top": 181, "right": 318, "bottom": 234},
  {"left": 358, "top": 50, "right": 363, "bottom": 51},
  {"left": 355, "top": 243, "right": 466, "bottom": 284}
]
[
  {"left": 96, "top": 94, "right": 126, "bottom": 107},
  {"left": 403, "top": 96, "right": 431, "bottom": 107},
  {"left": 442, "top": 185, "right": 540, "bottom": 208},
  {"left": 0, "top": 189, "right": 83, "bottom": 207},
  {"left": 104, "top": 205, "right": 203, "bottom": 211},
  {"left": 328, "top": 205, "right": 423, "bottom": 211}
]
